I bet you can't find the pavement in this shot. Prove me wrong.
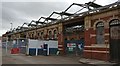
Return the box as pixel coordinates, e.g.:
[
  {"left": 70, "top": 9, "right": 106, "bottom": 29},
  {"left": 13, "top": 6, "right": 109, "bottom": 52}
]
[
  {"left": 2, "top": 47, "right": 82, "bottom": 64},
  {"left": 79, "top": 58, "right": 119, "bottom": 66},
  {"left": 2, "top": 46, "right": 120, "bottom": 65}
]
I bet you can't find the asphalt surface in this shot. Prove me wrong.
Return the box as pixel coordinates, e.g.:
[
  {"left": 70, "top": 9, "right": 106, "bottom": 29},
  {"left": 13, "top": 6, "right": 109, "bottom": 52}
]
[
  {"left": 2, "top": 47, "right": 82, "bottom": 64},
  {"left": 2, "top": 47, "right": 95, "bottom": 66},
  {"left": 2, "top": 45, "right": 117, "bottom": 66},
  {"left": 2, "top": 44, "right": 119, "bottom": 66}
]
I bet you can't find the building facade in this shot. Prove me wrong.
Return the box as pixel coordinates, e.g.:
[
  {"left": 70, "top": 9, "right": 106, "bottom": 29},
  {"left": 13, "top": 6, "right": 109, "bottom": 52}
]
[
  {"left": 2, "top": 2, "right": 120, "bottom": 62},
  {"left": 84, "top": 5, "right": 120, "bottom": 61}
]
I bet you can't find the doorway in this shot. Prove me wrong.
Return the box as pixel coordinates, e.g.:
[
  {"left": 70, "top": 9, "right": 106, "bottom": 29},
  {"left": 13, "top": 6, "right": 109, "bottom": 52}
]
[{"left": 109, "top": 19, "right": 120, "bottom": 62}]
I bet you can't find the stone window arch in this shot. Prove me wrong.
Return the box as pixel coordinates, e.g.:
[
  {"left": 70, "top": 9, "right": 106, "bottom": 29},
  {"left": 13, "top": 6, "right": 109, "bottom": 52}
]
[
  {"left": 53, "top": 30, "right": 57, "bottom": 39},
  {"left": 48, "top": 31, "right": 52, "bottom": 39},
  {"left": 31, "top": 32, "right": 34, "bottom": 39},
  {"left": 41, "top": 32, "right": 44, "bottom": 40},
  {"left": 109, "top": 19, "right": 120, "bottom": 39},
  {"left": 37, "top": 32, "right": 40, "bottom": 36},
  {"left": 96, "top": 22, "right": 105, "bottom": 44},
  {"left": 109, "top": 19, "right": 120, "bottom": 26}
]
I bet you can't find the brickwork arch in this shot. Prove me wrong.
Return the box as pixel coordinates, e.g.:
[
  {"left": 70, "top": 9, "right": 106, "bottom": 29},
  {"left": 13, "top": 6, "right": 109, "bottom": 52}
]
[
  {"left": 53, "top": 28, "right": 58, "bottom": 39},
  {"left": 40, "top": 31, "right": 44, "bottom": 40},
  {"left": 52, "top": 28, "right": 58, "bottom": 33},
  {"left": 48, "top": 29, "right": 53, "bottom": 35},
  {"left": 108, "top": 17, "right": 119, "bottom": 28},
  {"left": 48, "top": 29, "right": 53, "bottom": 39},
  {"left": 93, "top": 20, "right": 105, "bottom": 30}
]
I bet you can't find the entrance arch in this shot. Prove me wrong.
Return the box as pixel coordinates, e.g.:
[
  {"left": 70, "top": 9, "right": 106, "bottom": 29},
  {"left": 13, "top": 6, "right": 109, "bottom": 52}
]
[{"left": 109, "top": 19, "right": 120, "bottom": 62}]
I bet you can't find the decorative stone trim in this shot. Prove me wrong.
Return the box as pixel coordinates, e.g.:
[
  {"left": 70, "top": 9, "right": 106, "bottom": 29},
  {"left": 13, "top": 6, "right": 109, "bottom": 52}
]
[
  {"left": 104, "top": 33, "right": 110, "bottom": 36},
  {"left": 58, "top": 45, "right": 63, "bottom": 47},
  {"left": 53, "top": 28, "right": 58, "bottom": 38},
  {"left": 84, "top": 16, "right": 91, "bottom": 29},
  {"left": 84, "top": 50, "right": 109, "bottom": 53},
  {"left": 105, "top": 40, "right": 109, "bottom": 42},
  {"left": 107, "top": 16, "right": 119, "bottom": 28},
  {"left": 84, "top": 44, "right": 109, "bottom": 48},
  {"left": 48, "top": 29, "right": 53, "bottom": 35},
  {"left": 93, "top": 19, "right": 105, "bottom": 30},
  {"left": 58, "top": 48, "right": 63, "bottom": 50},
  {"left": 90, "top": 34, "right": 96, "bottom": 38}
]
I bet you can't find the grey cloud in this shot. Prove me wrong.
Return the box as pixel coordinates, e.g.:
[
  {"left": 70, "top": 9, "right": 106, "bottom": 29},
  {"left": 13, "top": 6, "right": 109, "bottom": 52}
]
[
  {"left": 1, "top": 0, "right": 118, "bottom": 36},
  {"left": 2, "top": 2, "right": 69, "bottom": 18},
  {"left": 2, "top": 2, "right": 69, "bottom": 31}
]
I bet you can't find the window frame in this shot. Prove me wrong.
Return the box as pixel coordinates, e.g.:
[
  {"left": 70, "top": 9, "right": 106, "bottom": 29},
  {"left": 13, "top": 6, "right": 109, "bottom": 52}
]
[{"left": 96, "top": 22, "right": 105, "bottom": 44}]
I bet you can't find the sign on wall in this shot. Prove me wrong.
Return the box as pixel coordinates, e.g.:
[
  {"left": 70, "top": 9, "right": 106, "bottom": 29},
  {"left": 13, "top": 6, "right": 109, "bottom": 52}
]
[
  {"left": 67, "top": 43, "right": 76, "bottom": 51},
  {"left": 67, "top": 43, "right": 76, "bottom": 48}
]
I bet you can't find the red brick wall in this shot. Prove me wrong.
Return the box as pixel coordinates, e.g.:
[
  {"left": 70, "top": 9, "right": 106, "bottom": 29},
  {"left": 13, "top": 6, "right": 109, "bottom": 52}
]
[
  {"left": 84, "top": 47, "right": 109, "bottom": 51},
  {"left": 105, "top": 28, "right": 110, "bottom": 44},
  {"left": 84, "top": 27, "right": 110, "bottom": 61},
  {"left": 58, "top": 33, "right": 65, "bottom": 55},
  {"left": 91, "top": 52, "right": 109, "bottom": 60},
  {"left": 83, "top": 51, "right": 92, "bottom": 59},
  {"left": 64, "top": 32, "right": 84, "bottom": 40},
  {"left": 83, "top": 47, "right": 110, "bottom": 61},
  {"left": 84, "top": 28, "right": 110, "bottom": 61},
  {"left": 90, "top": 29, "right": 96, "bottom": 44},
  {"left": 84, "top": 28, "right": 93, "bottom": 46}
]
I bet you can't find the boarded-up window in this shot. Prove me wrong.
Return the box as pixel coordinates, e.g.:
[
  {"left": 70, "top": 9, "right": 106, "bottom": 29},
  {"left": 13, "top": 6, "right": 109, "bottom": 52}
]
[{"left": 96, "top": 22, "right": 104, "bottom": 44}]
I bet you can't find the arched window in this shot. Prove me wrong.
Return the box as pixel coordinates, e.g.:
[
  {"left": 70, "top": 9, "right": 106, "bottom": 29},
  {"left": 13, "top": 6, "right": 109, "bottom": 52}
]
[
  {"left": 38, "top": 33, "right": 39, "bottom": 36},
  {"left": 96, "top": 22, "right": 104, "bottom": 44},
  {"left": 37, "top": 32, "right": 39, "bottom": 39},
  {"left": 110, "top": 19, "right": 120, "bottom": 26},
  {"left": 31, "top": 34, "right": 34, "bottom": 39},
  {"left": 53, "top": 30, "right": 57, "bottom": 39},
  {"left": 49, "top": 31, "right": 52, "bottom": 39},
  {"left": 41, "top": 32, "right": 44, "bottom": 40}
]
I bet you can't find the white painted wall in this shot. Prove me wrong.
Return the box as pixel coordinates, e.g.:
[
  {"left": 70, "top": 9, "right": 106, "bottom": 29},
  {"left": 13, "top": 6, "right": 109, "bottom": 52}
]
[
  {"left": 43, "top": 40, "right": 58, "bottom": 48},
  {"left": 28, "top": 39, "right": 58, "bottom": 49},
  {"left": 27, "top": 39, "right": 58, "bottom": 56},
  {"left": 28, "top": 39, "right": 42, "bottom": 48}
]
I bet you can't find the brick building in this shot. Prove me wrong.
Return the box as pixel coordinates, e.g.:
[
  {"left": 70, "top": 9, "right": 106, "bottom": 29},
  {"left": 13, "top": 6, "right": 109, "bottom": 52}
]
[{"left": 2, "top": 1, "right": 120, "bottom": 62}]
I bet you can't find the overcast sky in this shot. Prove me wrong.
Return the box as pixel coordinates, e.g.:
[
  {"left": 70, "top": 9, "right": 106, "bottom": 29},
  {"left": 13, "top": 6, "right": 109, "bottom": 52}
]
[{"left": 0, "top": 0, "right": 118, "bottom": 36}]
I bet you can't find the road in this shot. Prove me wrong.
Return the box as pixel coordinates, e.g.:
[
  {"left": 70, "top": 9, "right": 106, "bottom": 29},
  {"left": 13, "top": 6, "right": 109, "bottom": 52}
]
[
  {"left": 2, "top": 47, "right": 82, "bottom": 64},
  {"left": 2, "top": 45, "right": 115, "bottom": 66},
  {"left": 2, "top": 47, "right": 94, "bottom": 66}
]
